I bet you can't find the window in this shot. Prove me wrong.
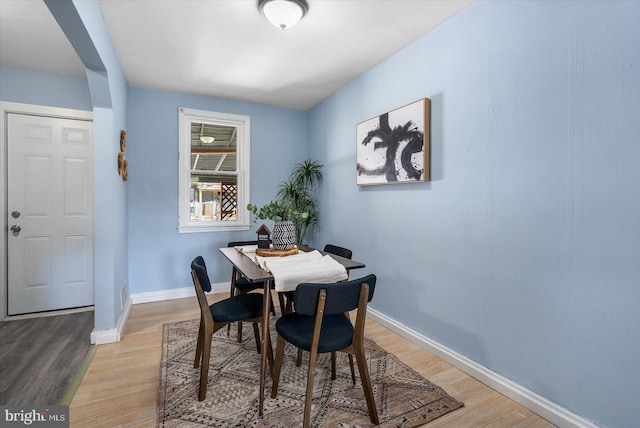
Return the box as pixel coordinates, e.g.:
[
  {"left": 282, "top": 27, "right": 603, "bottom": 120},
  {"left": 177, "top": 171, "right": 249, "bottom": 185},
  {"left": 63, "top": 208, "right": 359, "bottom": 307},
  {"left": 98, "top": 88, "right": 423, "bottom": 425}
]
[{"left": 178, "top": 108, "right": 250, "bottom": 232}]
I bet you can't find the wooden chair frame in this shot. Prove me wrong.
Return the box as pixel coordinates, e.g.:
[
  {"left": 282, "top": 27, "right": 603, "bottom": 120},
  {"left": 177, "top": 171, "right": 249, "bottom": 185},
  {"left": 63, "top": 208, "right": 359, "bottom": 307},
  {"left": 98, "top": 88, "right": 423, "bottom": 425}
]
[
  {"left": 227, "top": 240, "right": 283, "bottom": 342},
  {"left": 270, "top": 283, "right": 379, "bottom": 427},
  {"left": 192, "top": 268, "right": 273, "bottom": 401}
]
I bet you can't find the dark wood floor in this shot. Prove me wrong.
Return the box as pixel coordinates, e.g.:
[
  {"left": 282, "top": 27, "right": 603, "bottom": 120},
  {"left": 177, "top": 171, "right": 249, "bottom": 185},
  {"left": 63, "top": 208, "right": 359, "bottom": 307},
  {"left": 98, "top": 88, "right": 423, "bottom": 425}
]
[{"left": 0, "top": 310, "right": 94, "bottom": 405}]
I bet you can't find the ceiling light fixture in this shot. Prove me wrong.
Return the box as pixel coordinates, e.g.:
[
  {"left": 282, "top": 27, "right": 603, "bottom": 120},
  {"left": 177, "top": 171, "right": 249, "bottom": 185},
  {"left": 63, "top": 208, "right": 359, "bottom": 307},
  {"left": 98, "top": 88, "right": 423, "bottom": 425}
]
[
  {"left": 200, "top": 136, "right": 214, "bottom": 144},
  {"left": 258, "top": 0, "right": 308, "bottom": 30}
]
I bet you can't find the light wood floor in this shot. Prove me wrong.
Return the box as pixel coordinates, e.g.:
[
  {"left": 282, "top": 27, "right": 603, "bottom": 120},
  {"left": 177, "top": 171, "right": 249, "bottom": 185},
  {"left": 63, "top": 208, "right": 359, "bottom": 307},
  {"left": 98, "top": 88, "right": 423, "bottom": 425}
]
[{"left": 70, "top": 293, "right": 555, "bottom": 427}]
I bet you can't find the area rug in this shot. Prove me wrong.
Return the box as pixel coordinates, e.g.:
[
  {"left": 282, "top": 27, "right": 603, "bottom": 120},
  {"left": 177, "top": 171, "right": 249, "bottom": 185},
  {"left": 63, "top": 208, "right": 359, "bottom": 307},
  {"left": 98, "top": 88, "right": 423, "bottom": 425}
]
[{"left": 158, "top": 319, "right": 463, "bottom": 427}]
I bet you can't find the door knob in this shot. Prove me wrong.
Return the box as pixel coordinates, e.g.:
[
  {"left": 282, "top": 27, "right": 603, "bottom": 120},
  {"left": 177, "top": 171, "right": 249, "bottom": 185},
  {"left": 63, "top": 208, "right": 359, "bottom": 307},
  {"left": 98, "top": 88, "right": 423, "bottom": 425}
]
[{"left": 10, "top": 225, "right": 21, "bottom": 233}]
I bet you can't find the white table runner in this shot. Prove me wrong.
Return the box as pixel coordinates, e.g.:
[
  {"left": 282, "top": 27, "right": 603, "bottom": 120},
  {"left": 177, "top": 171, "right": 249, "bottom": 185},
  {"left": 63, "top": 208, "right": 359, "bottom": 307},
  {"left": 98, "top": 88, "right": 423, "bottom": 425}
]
[{"left": 234, "top": 245, "right": 348, "bottom": 292}]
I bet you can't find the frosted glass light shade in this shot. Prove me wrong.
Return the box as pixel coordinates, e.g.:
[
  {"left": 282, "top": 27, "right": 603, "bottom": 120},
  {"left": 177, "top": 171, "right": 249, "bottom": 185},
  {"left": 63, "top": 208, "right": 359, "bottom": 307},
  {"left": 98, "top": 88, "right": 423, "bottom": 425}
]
[{"left": 259, "top": 0, "right": 308, "bottom": 30}]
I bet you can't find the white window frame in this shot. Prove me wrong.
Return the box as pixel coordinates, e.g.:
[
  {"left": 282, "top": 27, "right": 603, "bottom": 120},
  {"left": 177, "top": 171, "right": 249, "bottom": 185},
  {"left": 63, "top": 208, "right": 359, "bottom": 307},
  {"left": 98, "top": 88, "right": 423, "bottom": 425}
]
[{"left": 178, "top": 108, "right": 250, "bottom": 233}]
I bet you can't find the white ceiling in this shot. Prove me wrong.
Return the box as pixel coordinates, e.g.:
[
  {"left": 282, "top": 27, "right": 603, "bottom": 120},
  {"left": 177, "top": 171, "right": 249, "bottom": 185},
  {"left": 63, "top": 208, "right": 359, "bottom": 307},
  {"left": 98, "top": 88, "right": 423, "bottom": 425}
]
[{"left": 0, "top": 0, "right": 473, "bottom": 111}]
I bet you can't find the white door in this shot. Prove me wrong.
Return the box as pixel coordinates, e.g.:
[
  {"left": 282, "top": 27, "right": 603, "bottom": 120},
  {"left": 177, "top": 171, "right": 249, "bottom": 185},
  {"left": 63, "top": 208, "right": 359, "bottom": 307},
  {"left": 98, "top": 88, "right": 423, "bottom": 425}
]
[{"left": 7, "top": 113, "right": 94, "bottom": 315}]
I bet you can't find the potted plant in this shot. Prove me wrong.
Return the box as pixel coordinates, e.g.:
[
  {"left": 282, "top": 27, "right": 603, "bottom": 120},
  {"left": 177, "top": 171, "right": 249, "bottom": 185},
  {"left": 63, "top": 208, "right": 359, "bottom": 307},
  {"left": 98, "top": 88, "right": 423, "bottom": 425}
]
[
  {"left": 276, "top": 159, "right": 323, "bottom": 245},
  {"left": 247, "top": 199, "right": 308, "bottom": 250},
  {"left": 248, "top": 159, "right": 323, "bottom": 248}
]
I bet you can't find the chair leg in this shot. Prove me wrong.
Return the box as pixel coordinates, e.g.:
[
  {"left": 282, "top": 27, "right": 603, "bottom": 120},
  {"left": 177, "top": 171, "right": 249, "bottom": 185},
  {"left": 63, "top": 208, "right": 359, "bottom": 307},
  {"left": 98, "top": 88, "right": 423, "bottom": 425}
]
[
  {"left": 198, "top": 331, "right": 213, "bottom": 401},
  {"left": 303, "top": 348, "right": 319, "bottom": 428},
  {"left": 228, "top": 269, "right": 237, "bottom": 337},
  {"left": 354, "top": 348, "right": 379, "bottom": 425},
  {"left": 194, "top": 317, "right": 204, "bottom": 368},
  {"left": 348, "top": 354, "right": 356, "bottom": 385},
  {"left": 331, "top": 351, "right": 337, "bottom": 380},
  {"left": 237, "top": 321, "right": 243, "bottom": 342},
  {"left": 283, "top": 293, "right": 293, "bottom": 315},
  {"left": 252, "top": 322, "right": 261, "bottom": 353},
  {"left": 266, "top": 326, "right": 275, "bottom": 374},
  {"left": 271, "top": 293, "right": 277, "bottom": 316},
  {"left": 270, "top": 335, "right": 287, "bottom": 399},
  {"left": 296, "top": 348, "right": 304, "bottom": 367},
  {"left": 277, "top": 292, "right": 285, "bottom": 316}
]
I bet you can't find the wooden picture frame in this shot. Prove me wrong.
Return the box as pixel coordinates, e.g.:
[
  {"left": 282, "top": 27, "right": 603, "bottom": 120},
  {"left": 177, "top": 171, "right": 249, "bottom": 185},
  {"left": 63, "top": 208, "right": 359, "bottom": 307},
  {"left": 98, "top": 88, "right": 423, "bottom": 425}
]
[{"left": 356, "top": 98, "right": 430, "bottom": 186}]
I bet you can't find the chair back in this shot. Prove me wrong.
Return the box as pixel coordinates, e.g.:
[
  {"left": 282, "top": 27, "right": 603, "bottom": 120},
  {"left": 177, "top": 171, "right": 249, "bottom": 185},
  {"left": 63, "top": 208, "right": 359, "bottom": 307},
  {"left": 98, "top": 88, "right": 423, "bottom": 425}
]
[
  {"left": 293, "top": 274, "right": 376, "bottom": 316},
  {"left": 227, "top": 240, "right": 259, "bottom": 247},
  {"left": 323, "top": 244, "right": 352, "bottom": 260},
  {"left": 191, "top": 256, "right": 215, "bottom": 329},
  {"left": 191, "top": 256, "right": 212, "bottom": 292}
]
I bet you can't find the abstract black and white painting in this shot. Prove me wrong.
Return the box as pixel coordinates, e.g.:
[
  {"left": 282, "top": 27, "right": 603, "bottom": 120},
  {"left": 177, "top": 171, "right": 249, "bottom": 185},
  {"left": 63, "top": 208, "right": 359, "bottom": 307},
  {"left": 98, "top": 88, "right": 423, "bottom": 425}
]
[{"left": 356, "top": 98, "right": 430, "bottom": 185}]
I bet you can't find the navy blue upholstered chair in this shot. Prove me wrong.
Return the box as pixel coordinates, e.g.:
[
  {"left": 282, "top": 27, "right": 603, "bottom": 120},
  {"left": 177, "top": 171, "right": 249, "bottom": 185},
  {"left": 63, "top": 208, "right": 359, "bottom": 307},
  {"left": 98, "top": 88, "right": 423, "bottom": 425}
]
[
  {"left": 283, "top": 243, "right": 353, "bottom": 316},
  {"left": 226, "top": 241, "right": 281, "bottom": 342},
  {"left": 322, "top": 244, "right": 352, "bottom": 260},
  {"left": 270, "top": 274, "right": 379, "bottom": 427},
  {"left": 227, "top": 240, "right": 268, "bottom": 296},
  {"left": 282, "top": 244, "right": 354, "bottom": 366},
  {"left": 190, "top": 256, "right": 272, "bottom": 401}
]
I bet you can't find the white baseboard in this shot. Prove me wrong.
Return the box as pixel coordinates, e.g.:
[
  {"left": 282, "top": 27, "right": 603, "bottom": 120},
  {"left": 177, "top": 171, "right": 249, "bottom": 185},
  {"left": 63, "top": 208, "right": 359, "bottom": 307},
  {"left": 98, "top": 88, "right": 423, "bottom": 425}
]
[
  {"left": 130, "top": 282, "right": 229, "bottom": 305},
  {"left": 93, "top": 282, "right": 226, "bottom": 344},
  {"left": 367, "top": 308, "right": 599, "bottom": 428},
  {"left": 131, "top": 286, "right": 194, "bottom": 304},
  {"left": 90, "top": 294, "right": 133, "bottom": 345},
  {"left": 90, "top": 328, "right": 118, "bottom": 345},
  {"left": 122, "top": 286, "right": 597, "bottom": 427}
]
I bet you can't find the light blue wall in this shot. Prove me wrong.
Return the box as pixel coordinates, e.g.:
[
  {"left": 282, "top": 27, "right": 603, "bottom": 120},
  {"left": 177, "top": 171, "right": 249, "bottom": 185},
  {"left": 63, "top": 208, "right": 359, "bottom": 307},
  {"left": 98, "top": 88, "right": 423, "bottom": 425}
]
[
  {"left": 45, "top": 0, "right": 129, "bottom": 331},
  {"left": 0, "top": 66, "right": 92, "bottom": 110},
  {"left": 309, "top": 1, "right": 640, "bottom": 428},
  {"left": 127, "top": 87, "right": 307, "bottom": 293},
  {"left": 4, "top": 1, "right": 638, "bottom": 425},
  {"left": 73, "top": 0, "right": 130, "bottom": 332}
]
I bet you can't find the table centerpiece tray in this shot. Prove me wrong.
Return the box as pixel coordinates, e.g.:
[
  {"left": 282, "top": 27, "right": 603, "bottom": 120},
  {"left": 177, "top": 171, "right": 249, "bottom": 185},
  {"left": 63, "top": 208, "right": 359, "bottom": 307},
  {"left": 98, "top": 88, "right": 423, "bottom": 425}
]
[{"left": 256, "top": 247, "right": 299, "bottom": 257}]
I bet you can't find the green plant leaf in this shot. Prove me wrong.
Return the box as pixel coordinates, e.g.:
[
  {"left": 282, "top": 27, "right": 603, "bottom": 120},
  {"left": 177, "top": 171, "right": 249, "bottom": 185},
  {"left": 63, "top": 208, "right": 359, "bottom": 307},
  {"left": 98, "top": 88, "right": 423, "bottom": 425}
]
[{"left": 248, "top": 158, "right": 323, "bottom": 244}]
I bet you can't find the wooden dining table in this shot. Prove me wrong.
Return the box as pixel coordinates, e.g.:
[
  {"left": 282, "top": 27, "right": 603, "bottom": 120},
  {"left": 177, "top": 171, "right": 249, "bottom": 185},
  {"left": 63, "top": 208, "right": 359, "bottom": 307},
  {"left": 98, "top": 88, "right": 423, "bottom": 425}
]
[{"left": 218, "top": 245, "right": 365, "bottom": 416}]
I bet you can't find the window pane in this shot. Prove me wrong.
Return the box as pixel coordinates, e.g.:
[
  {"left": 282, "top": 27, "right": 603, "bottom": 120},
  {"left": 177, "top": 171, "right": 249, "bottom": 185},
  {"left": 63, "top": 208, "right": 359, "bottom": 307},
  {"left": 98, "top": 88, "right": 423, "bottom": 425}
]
[
  {"left": 190, "top": 122, "right": 237, "bottom": 222},
  {"left": 178, "top": 108, "right": 250, "bottom": 233},
  {"left": 190, "top": 175, "right": 238, "bottom": 221}
]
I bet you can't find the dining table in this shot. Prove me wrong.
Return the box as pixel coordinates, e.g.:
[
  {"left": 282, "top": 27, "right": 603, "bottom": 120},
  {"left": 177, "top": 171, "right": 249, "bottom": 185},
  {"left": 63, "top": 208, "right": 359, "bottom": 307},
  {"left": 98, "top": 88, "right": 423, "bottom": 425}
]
[{"left": 218, "top": 245, "right": 365, "bottom": 416}]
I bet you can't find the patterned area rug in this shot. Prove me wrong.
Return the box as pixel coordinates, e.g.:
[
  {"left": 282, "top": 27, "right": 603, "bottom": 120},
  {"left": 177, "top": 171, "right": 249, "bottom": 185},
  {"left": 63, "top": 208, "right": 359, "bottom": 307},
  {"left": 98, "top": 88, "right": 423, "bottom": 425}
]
[{"left": 158, "top": 319, "right": 463, "bottom": 427}]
